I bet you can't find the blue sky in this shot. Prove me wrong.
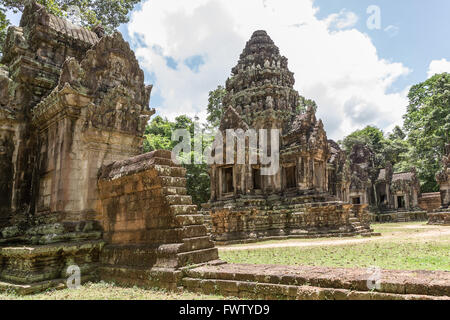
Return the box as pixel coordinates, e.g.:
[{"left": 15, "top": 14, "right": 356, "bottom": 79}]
[
  {"left": 7, "top": 0, "right": 450, "bottom": 140},
  {"left": 314, "top": 0, "right": 450, "bottom": 92}
]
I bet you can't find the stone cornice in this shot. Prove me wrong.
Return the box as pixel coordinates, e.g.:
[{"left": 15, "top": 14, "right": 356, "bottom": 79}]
[{"left": 32, "top": 83, "right": 93, "bottom": 128}]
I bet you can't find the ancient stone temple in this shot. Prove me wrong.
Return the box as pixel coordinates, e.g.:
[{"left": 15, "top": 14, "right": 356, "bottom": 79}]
[
  {"left": 201, "top": 30, "right": 376, "bottom": 244},
  {"left": 0, "top": 2, "right": 217, "bottom": 293},
  {"left": 332, "top": 142, "right": 426, "bottom": 222},
  {"left": 327, "top": 140, "right": 350, "bottom": 202},
  {"left": 346, "top": 143, "right": 376, "bottom": 206},
  {"left": 428, "top": 144, "right": 450, "bottom": 225}
]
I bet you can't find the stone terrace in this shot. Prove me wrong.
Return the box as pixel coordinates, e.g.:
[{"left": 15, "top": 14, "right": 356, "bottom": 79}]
[{"left": 183, "top": 263, "right": 450, "bottom": 300}]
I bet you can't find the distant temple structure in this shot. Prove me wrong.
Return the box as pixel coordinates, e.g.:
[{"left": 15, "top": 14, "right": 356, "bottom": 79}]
[
  {"left": 202, "top": 31, "right": 376, "bottom": 244},
  {"left": 326, "top": 142, "right": 426, "bottom": 222},
  {"left": 428, "top": 144, "right": 450, "bottom": 225}
]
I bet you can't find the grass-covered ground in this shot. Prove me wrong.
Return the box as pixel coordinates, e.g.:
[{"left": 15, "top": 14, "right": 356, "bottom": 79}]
[
  {"left": 219, "top": 222, "right": 450, "bottom": 271},
  {"left": 0, "top": 282, "right": 229, "bottom": 300},
  {"left": 1, "top": 222, "right": 448, "bottom": 300}
]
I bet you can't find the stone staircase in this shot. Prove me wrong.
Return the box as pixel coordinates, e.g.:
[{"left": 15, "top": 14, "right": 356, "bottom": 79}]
[
  {"left": 397, "top": 211, "right": 407, "bottom": 223},
  {"left": 98, "top": 151, "right": 219, "bottom": 290},
  {"left": 349, "top": 211, "right": 379, "bottom": 237},
  {"left": 182, "top": 263, "right": 450, "bottom": 300},
  {"left": 155, "top": 161, "right": 218, "bottom": 267}
]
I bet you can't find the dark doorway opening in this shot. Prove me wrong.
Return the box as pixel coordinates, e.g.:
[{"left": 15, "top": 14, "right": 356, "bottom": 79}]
[
  {"left": 222, "top": 167, "right": 234, "bottom": 194},
  {"left": 397, "top": 196, "right": 405, "bottom": 209},
  {"left": 352, "top": 197, "right": 361, "bottom": 205},
  {"left": 253, "top": 168, "right": 261, "bottom": 190},
  {"left": 285, "top": 166, "right": 297, "bottom": 189}
]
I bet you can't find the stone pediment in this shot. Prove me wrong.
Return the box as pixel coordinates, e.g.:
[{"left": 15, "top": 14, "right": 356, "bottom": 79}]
[
  {"left": 58, "top": 32, "right": 153, "bottom": 115},
  {"left": 219, "top": 106, "right": 249, "bottom": 132}
]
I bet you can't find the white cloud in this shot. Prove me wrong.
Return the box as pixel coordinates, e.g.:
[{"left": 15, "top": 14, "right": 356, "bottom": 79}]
[
  {"left": 325, "top": 9, "right": 359, "bottom": 30},
  {"left": 427, "top": 59, "right": 450, "bottom": 78},
  {"left": 128, "top": 0, "right": 411, "bottom": 140}
]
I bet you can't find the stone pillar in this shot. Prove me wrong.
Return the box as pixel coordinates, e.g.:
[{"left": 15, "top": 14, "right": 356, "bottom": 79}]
[{"left": 210, "top": 166, "right": 216, "bottom": 201}]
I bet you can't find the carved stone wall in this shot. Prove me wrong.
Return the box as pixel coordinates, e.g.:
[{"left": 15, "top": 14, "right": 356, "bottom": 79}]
[
  {"left": 429, "top": 144, "right": 450, "bottom": 225},
  {"left": 418, "top": 193, "right": 442, "bottom": 213}
]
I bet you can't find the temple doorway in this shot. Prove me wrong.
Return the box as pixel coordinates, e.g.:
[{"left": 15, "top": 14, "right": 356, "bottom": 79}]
[
  {"left": 222, "top": 167, "right": 234, "bottom": 194},
  {"left": 285, "top": 166, "right": 297, "bottom": 189}
]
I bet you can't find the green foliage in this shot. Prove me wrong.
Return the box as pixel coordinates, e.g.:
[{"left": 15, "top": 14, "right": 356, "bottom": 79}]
[
  {"left": 342, "top": 125, "right": 413, "bottom": 180},
  {"left": 143, "top": 115, "right": 212, "bottom": 207},
  {"left": 206, "top": 85, "right": 226, "bottom": 129},
  {"left": 342, "top": 125, "right": 385, "bottom": 155},
  {"left": 143, "top": 116, "right": 175, "bottom": 152},
  {"left": 0, "top": 6, "right": 8, "bottom": 54},
  {"left": 297, "top": 96, "right": 318, "bottom": 114},
  {"left": 403, "top": 73, "right": 450, "bottom": 192}
]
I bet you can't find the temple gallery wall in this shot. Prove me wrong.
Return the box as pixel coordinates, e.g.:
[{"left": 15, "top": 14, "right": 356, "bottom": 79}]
[{"left": 0, "top": 2, "right": 448, "bottom": 298}]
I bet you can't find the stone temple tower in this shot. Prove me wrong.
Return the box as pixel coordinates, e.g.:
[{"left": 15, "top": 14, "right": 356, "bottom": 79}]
[
  {"left": 202, "top": 31, "right": 375, "bottom": 244},
  {"left": 223, "top": 30, "right": 300, "bottom": 131},
  {"left": 209, "top": 30, "right": 330, "bottom": 201}
]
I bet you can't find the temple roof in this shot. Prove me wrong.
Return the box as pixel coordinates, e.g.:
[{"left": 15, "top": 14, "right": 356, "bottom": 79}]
[
  {"left": 20, "top": 1, "right": 99, "bottom": 46},
  {"left": 392, "top": 172, "right": 415, "bottom": 182}
]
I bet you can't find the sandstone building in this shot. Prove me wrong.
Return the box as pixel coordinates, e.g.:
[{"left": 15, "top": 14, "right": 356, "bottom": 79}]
[
  {"left": 0, "top": 2, "right": 217, "bottom": 293},
  {"left": 202, "top": 31, "right": 376, "bottom": 243},
  {"left": 428, "top": 144, "right": 450, "bottom": 225},
  {"left": 327, "top": 142, "right": 427, "bottom": 222}
]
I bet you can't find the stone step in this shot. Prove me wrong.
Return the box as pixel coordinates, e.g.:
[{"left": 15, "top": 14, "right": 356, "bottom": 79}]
[
  {"left": 170, "top": 205, "right": 198, "bottom": 216},
  {"left": 177, "top": 247, "right": 219, "bottom": 267},
  {"left": 182, "top": 263, "right": 449, "bottom": 300},
  {"left": 162, "top": 187, "right": 187, "bottom": 196},
  {"left": 154, "top": 165, "right": 186, "bottom": 178},
  {"left": 150, "top": 156, "right": 181, "bottom": 167},
  {"left": 181, "top": 225, "right": 208, "bottom": 238},
  {"left": 182, "top": 236, "right": 215, "bottom": 252},
  {"left": 175, "top": 215, "right": 205, "bottom": 226},
  {"left": 159, "top": 176, "right": 187, "bottom": 188},
  {"left": 166, "top": 195, "right": 193, "bottom": 206}
]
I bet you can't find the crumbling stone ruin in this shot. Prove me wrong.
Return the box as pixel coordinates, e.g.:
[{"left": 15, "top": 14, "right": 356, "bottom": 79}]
[
  {"left": 428, "top": 144, "right": 450, "bottom": 225},
  {"left": 201, "top": 31, "right": 376, "bottom": 244},
  {"left": 327, "top": 140, "right": 350, "bottom": 202},
  {"left": 330, "top": 142, "right": 427, "bottom": 223},
  {"left": 0, "top": 2, "right": 217, "bottom": 293},
  {"left": 346, "top": 143, "right": 377, "bottom": 206}
]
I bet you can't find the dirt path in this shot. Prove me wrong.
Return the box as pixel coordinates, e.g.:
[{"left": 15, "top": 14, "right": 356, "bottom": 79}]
[{"left": 218, "top": 224, "right": 450, "bottom": 251}]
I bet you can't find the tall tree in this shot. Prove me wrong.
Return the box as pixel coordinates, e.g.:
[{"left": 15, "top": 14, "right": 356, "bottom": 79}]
[
  {"left": 342, "top": 125, "right": 412, "bottom": 173},
  {"left": 403, "top": 72, "right": 450, "bottom": 192},
  {"left": 206, "top": 85, "right": 226, "bottom": 129}
]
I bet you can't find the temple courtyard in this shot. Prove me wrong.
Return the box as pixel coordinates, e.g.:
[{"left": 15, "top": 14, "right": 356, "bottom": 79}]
[{"left": 1, "top": 222, "right": 448, "bottom": 300}]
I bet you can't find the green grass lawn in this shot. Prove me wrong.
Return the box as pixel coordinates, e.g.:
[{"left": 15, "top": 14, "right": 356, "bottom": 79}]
[
  {"left": 221, "top": 222, "right": 435, "bottom": 249},
  {"left": 220, "top": 240, "right": 450, "bottom": 271},
  {"left": 0, "top": 282, "right": 229, "bottom": 300},
  {"left": 220, "top": 223, "right": 450, "bottom": 271}
]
